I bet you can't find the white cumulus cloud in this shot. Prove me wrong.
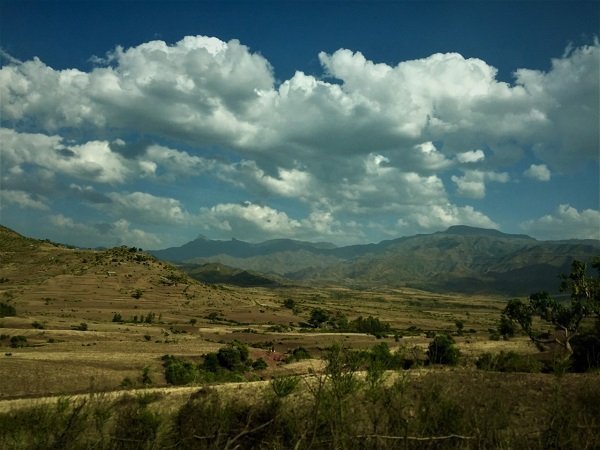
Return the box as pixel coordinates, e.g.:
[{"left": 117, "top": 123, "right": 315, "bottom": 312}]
[
  {"left": 1, "top": 36, "right": 598, "bottom": 245},
  {"left": 105, "top": 192, "right": 190, "bottom": 225},
  {"left": 451, "top": 170, "right": 510, "bottom": 199},
  {"left": 524, "top": 163, "right": 551, "bottom": 181},
  {"left": 397, "top": 203, "right": 498, "bottom": 230},
  {"left": 521, "top": 204, "right": 600, "bottom": 240},
  {"left": 0, "top": 190, "right": 49, "bottom": 210},
  {"left": 0, "top": 128, "right": 129, "bottom": 184},
  {"left": 456, "top": 149, "right": 485, "bottom": 164},
  {"left": 48, "top": 214, "right": 163, "bottom": 248}
]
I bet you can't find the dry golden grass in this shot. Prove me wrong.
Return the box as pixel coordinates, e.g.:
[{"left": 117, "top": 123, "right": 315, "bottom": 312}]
[{"left": 0, "top": 232, "right": 540, "bottom": 405}]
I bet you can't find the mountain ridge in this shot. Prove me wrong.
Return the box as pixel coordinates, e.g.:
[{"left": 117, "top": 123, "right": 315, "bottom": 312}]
[{"left": 150, "top": 226, "right": 599, "bottom": 295}]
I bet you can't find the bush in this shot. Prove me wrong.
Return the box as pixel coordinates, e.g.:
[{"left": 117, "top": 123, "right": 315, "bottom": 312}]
[
  {"left": 73, "top": 322, "right": 88, "bottom": 331},
  {"left": 0, "top": 302, "right": 16, "bottom": 317},
  {"left": 162, "top": 355, "right": 199, "bottom": 385},
  {"left": 144, "top": 313, "right": 155, "bottom": 324},
  {"left": 10, "top": 335, "right": 27, "bottom": 348},
  {"left": 283, "top": 298, "right": 296, "bottom": 309},
  {"left": 200, "top": 342, "right": 251, "bottom": 375},
  {"left": 366, "top": 342, "right": 405, "bottom": 369},
  {"left": 112, "top": 313, "right": 123, "bottom": 322},
  {"left": 112, "top": 395, "right": 162, "bottom": 449},
  {"left": 252, "top": 358, "right": 268, "bottom": 370},
  {"left": 216, "top": 342, "right": 250, "bottom": 371},
  {"left": 286, "top": 346, "right": 311, "bottom": 362},
  {"left": 0, "top": 397, "right": 92, "bottom": 448},
  {"left": 270, "top": 375, "right": 300, "bottom": 398},
  {"left": 427, "top": 334, "right": 459, "bottom": 365},
  {"left": 570, "top": 331, "right": 600, "bottom": 372},
  {"left": 476, "top": 351, "right": 542, "bottom": 373},
  {"left": 309, "top": 308, "right": 330, "bottom": 328},
  {"left": 201, "top": 352, "right": 220, "bottom": 372},
  {"left": 140, "top": 367, "right": 153, "bottom": 385},
  {"left": 350, "top": 315, "right": 391, "bottom": 335},
  {"left": 498, "top": 314, "right": 517, "bottom": 338}
]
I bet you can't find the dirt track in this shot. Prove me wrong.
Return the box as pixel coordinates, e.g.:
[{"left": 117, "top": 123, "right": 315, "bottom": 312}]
[{"left": 0, "top": 380, "right": 271, "bottom": 414}]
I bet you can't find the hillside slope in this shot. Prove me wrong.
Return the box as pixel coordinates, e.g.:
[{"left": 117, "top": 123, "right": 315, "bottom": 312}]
[
  {"left": 296, "top": 230, "right": 598, "bottom": 294},
  {"left": 152, "top": 226, "right": 599, "bottom": 295}
]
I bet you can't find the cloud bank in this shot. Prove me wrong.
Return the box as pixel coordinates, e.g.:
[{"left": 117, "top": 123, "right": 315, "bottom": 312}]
[{"left": 1, "top": 36, "right": 598, "bottom": 245}]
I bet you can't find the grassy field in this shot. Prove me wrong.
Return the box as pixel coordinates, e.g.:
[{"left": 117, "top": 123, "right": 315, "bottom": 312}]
[
  {"left": 1, "top": 227, "right": 597, "bottom": 448},
  {"left": 0, "top": 234, "right": 532, "bottom": 398}
]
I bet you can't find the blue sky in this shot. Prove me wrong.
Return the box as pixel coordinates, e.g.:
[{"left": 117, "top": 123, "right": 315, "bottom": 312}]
[{"left": 0, "top": 0, "right": 598, "bottom": 248}]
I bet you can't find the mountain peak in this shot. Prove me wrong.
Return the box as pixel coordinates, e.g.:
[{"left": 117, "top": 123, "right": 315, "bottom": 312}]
[{"left": 442, "top": 225, "right": 533, "bottom": 240}]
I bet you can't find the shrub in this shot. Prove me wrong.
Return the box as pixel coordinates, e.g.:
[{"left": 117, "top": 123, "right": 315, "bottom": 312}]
[
  {"left": 10, "top": 335, "right": 27, "bottom": 348},
  {"left": 31, "top": 321, "right": 44, "bottom": 329},
  {"left": 206, "top": 312, "right": 220, "bottom": 322},
  {"left": 120, "top": 377, "right": 134, "bottom": 388},
  {"left": 309, "top": 308, "right": 330, "bottom": 328},
  {"left": 0, "top": 302, "right": 16, "bottom": 317},
  {"left": 0, "top": 398, "right": 91, "bottom": 449},
  {"left": 415, "top": 379, "right": 466, "bottom": 438},
  {"left": 350, "top": 315, "right": 391, "bottom": 335},
  {"left": 366, "top": 342, "right": 405, "bottom": 369},
  {"left": 112, "top": 313, "right": 123, "bottom": 322},
  {"left": 270, "top": 375, "right": 300, "bottom": 398},
  {"left": 216, "top": 342, "right": 249, "bottom": 371},
  {"left": 201, "top": 352, "right": 220, "bottom": 372},
  {"left": 286, "top": 346, "right": 311, "bottom": 362},
  {"left": 570, "top": 331, "right": 600, "bottom": 372},
  {"left": 476, "top": 351, "right": 542, "bottom": 373},
  {"left": 144, "top": 312, "right": 155, "bottom": 324},
  {"left": 162, "top": 355, "right": 199, "bottom": 385},
  {"left": 427, "top": 334, "right": 459, "bottom": 365},
  {"left": 455, "top": 320, "right": 464, "bottom": 334},
  {"left": 112, "top": 395, "right": 162, "bottom": 449},
  {"left": 498, "top": 314, "right": 517, "bottom": 338},
  {"left": 140, "top": 367, "right": 153, "bottom": 385},
  {"left": 252, "top": 358, "right": 268, "bottom": 370},
  {"left": 283, "top": 298, "right": 296, "bottom": 309}
]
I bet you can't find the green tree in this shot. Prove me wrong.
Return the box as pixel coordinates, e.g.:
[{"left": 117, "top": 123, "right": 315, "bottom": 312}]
[
  {"left": 283, "top": 298, "right": 296, "bottom": 309},
  {"left": 309, "top": 308, "right": 330, "bottom": 328},
  {"left": 503, "top": 259, "right": 600, "bottom": 359},
  {"left": 498, "top": 314, "right": 517, "bottom": 338},
  {"left": 162, "top": 355, "right": 198, "bottom": 385},
  {"left": 455, "top": 320, "right": 464, "bottom": 335},
  {"left": 427, "top": 334, "right": 459, "bottom": 365},
  {"left": 216, "top": 342, "right": 249, "bottom": 371},
  {"left": 0, "top": 302, "right": 16, "bottom": 317}
]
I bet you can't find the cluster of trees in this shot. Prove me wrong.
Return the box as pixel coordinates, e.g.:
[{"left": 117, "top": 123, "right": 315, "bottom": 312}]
[
  {"left": 112, "top": 312, "right": 158, "bottom": 324},
  {"left": 162, "top": 342, "right": 267, "bottom": 385},
  {"left": 307, "top": 308, "right": 391, "bottom": 336}
]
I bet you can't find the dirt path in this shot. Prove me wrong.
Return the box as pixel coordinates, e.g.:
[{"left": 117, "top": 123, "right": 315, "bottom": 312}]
[{"left": 0, "top": 381, "right": 271, "bottom": 413}]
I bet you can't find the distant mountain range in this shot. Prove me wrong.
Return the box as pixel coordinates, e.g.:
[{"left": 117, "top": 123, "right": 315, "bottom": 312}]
[{"left": 151, "top": 226, "right": 600, "bottom": 295}]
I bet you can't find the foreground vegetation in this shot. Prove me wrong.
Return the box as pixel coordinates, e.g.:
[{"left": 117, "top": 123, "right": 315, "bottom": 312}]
[{"left": 1, "top": 345, "right": 598, "bottom": 450}]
